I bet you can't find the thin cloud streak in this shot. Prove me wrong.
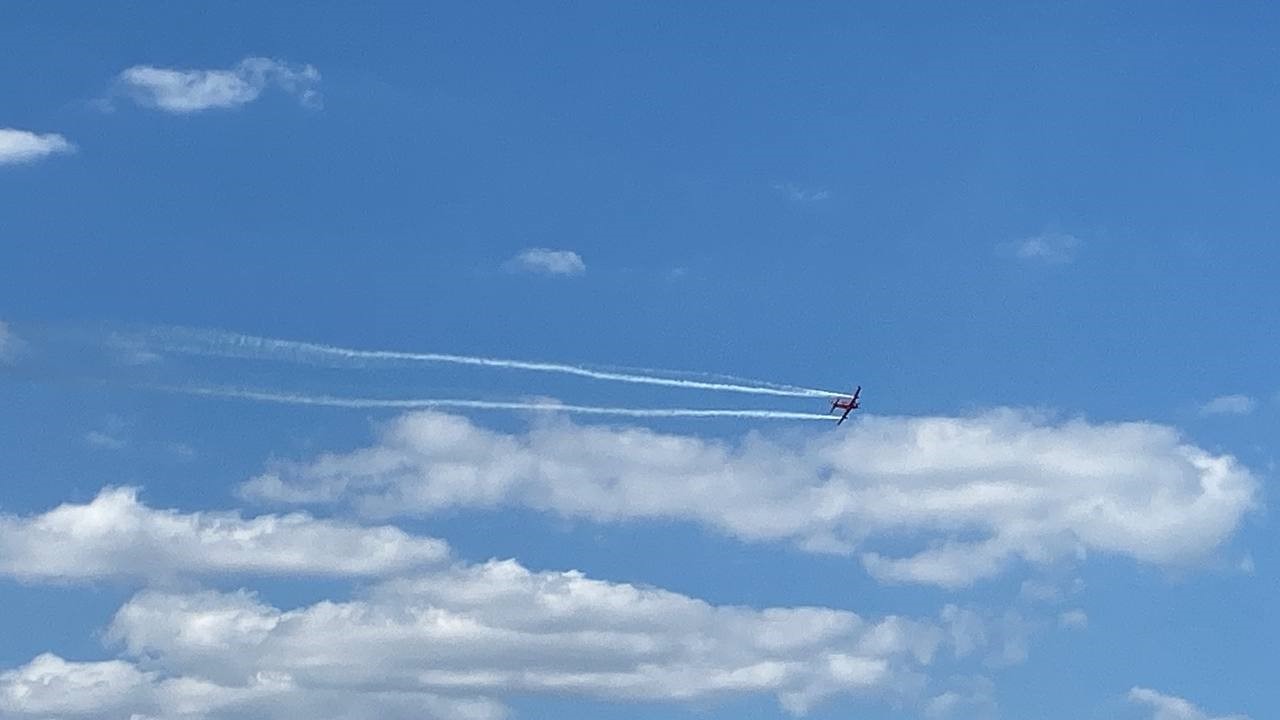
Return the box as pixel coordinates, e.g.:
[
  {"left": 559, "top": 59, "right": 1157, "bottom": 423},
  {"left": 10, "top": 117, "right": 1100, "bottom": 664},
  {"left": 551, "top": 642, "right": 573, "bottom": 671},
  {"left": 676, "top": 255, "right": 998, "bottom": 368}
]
[
  {"left": 109, "top": 57, "right": 321, "bottom": 113},
  {"left": 1004, "top": 233, "right": 1082, "bottom": 264},
  {"left": 141, "top": 327, "right": 843, "bottom": 398},
  {"left": 772, "top": 182, "right": 831, "bottom": 202}
]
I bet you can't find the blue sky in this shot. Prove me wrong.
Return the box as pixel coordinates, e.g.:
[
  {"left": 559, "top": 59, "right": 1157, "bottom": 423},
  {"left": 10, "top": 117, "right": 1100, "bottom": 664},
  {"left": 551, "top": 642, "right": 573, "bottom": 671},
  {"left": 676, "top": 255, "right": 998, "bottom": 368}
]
[{"left": 0, "top": 3, "right": 1274, "bottom": 719}]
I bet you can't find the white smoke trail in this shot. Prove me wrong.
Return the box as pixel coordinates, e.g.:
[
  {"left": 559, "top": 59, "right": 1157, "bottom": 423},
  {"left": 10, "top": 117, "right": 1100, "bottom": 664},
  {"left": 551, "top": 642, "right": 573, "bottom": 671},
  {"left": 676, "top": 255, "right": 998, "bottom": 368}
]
[
  {"left": 149, "top": 385, "right": 842, "bottom": 421},
  {"left": 590, "top": 362, "right": 828, "bottom": 396},
  {"left": 143, "top": 327, "right": 846, "bottom": 399}
]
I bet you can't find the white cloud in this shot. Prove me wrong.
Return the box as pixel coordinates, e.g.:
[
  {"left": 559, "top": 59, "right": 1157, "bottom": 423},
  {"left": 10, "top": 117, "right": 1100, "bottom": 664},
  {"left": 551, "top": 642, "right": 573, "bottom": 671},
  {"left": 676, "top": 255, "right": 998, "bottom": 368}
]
[
  {"left": 0, "top": 492, "right": 1013, "bottom": 718},
  {"left": 111, "top": 57, "right": 321, "bottom": 113},
  {"left": 0, "top": 487, "right": 448, "bottom": 583},
  {"left": 1128, "top": 687, "right": 1249, "bottom": 720},
  {"left": 0, "top": 653, "right": 504, "bottom": 720},
  {"left": 1057, "top": 609, "right": 1088, "bottom": 630},
  {"left": 1199, "top": 394, "right": 1256, "bottom": 416},
  {"left": 1004, "top": 232, "right": 1082, "bottom": 264},
  {"left": 242, "top": 409, "right": 1259, "bottom": 588},
  {"left": 503, "top": 248, "right": 586, "bottom": 276},
  {"left": 862, "top": 537, "right": 1015, "bottom": 588},
  {"left": 772, "top": 182, "right": 831, "bottom": 202},
  {"left": 72, "top": 557, "right": 960, "bottom": 717},
  {"left": 0, "top": 129, "right": 75, "bottom": 165}
]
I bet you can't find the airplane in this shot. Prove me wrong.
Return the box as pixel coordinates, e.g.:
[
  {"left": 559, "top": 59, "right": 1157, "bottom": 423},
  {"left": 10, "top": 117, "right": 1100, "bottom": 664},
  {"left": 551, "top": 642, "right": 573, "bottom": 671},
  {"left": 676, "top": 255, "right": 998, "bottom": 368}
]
[{"left": 829, "top": 385, "right": 861, "bottom": 425}]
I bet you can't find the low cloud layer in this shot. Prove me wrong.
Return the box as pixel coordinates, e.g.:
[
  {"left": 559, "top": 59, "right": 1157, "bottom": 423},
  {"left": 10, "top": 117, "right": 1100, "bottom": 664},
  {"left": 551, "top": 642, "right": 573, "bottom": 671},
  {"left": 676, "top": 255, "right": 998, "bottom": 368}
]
[
  {"left": 0, "top": 129, "right": 75, "bottom": 165},
  {"left": 0, "top": 551, "right": 991, "bottom": 718},
  {"left": 109, "top": 565, "right": 952, "bottom": 714},
  {"left": 111, "top": 57, "right": 321, "bottom": 113},
  {"left": 0, "top": 487, "right": 448, "bottom": 583},
  {"left": 242, "top": 409, "right": 1259, "bottom": 588}
]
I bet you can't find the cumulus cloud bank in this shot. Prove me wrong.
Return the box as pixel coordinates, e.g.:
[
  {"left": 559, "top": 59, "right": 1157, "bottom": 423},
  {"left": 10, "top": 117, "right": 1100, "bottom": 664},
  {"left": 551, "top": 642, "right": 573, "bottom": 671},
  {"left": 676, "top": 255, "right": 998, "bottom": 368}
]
[
  {"left": 0, "top": 553, "right": 992, "bottom": 717},
  {"left": 0, "top": 129, "right": 75, "bottom": 165},
  {"left": 0, "top": 487, "right": 448, "bottom": 583},
  {"left": 0, "top": 427, "right": 1210, "bottom": 717},
  {"left": 111, "top": 565, "right": 956, "bottom": 714},
  {"left": 242, "top": 409, "right": 1259, "bottom": 588},
  {"left": 112, "top": 57, "right": 321, "bottom": 113}
]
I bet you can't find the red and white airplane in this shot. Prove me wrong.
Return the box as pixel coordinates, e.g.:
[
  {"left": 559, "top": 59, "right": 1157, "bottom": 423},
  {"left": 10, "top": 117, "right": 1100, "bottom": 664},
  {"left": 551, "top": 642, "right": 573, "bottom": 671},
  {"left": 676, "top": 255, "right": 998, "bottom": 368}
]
[{"left": 829, "top": 386, "right": 861, "bottom": 425}]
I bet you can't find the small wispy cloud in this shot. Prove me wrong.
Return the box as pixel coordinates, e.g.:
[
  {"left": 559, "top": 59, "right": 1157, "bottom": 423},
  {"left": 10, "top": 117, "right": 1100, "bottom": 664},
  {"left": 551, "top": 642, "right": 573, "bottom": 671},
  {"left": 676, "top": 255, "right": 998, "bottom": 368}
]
[
  {"left": 0, "top": 129, "right": 75, "bottom": 165},
  {"left": 772, "top": 182, "right": 831, "bottom": 202},
  {"left": 85, "top": 431, "right": 127, "bottom": 451},
  {"left": 504, "top": 248, "right": 586, "bottom": 277},
  {"left": 924, "top": 677, "right": 996, "bottom": 719},
  {"left": 1238, "top": 554, "right": 1254, "bottom": 574},
  {"left": 105, "top": 332, "right": 164, "bottom": 366},
  {"left": 85, "top": 415, "right": 130, "bottom": 451},
  {"left": 0, "top": 321, "right": 25, "bottom": 363},
  {"left": 108, "top": 56, "right": 321, "bottom": 113},
  {"left": 1128, "top": 687, "right": 1249, "bottom": 720},
  {"left": 1199, "top": 394, "right": 1256, "bottom": 416},
  {"left": 1018, "top": 579, "right": 1062, "bottom": 603},
  {"left": 1004, "top": 232, "right": 1082, "bottom": 264},
  {"left": 1057, "top": 609, "right": 1088, "bottom": 630}
]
